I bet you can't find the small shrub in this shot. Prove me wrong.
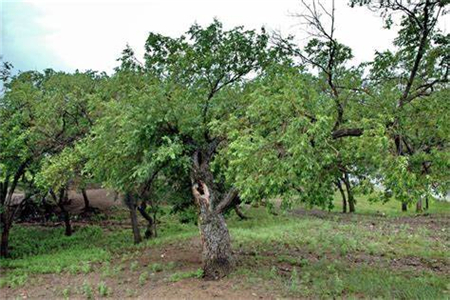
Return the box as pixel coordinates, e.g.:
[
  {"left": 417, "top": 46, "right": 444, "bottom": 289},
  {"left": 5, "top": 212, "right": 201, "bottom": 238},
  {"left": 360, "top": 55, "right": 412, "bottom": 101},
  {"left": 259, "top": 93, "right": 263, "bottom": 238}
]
[
  {"left": 62, "top": 287, "right": 71, "bottom": 299},
  {"left": 139, "top": 272, "right": 149, "bottom": 285},
  {"left": 129, "top": 261, "right": 138, "bottom": 271},
  {"left": 82, "top": 281, "right": 93, "bottom": 300},
  {"left": 98, "top": 281, "right": 110, "bottom": 297}
]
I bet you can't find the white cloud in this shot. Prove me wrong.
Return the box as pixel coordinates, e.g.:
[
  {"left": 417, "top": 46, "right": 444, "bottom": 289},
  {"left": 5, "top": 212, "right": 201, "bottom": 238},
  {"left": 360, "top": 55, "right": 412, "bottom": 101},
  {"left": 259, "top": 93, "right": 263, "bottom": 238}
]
[{"left": 2, "top": 0, "right": 448, "bottom": 73}]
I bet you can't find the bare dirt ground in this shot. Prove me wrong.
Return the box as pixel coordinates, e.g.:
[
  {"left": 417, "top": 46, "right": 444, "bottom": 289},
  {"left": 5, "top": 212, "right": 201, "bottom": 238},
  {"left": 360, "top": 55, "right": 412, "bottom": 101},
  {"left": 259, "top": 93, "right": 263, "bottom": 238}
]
[{"left": 66, "top": 189, "right": 122, "bottom": 214}]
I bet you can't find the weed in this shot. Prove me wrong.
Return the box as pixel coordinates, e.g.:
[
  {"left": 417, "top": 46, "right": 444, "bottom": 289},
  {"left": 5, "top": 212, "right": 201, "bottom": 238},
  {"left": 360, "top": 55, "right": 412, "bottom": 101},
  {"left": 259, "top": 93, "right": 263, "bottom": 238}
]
[
  {"left": 168, "top": 269, "right": 203, "bottom": 282},
  {"left": 129, "top": 260, "right": 138, "bottom": 271},
  {"left": 82, "top": 281, "right": 93, "bottom": 300},
  {"left": 139, "top": 272, "right": 149, "bottom": 285},
  {"left": 62, "top": 287, "right": 71, "bottom": 299},
  {"left": 98, "top": 281, "right": 110, "bottom": 297}
]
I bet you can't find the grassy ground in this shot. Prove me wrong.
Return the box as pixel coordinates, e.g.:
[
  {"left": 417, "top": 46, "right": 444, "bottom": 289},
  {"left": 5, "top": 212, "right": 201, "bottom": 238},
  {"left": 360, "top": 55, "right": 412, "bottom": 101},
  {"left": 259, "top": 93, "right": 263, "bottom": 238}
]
[{"left": 1, "top": 197, "right": 449, "bottom": 299}]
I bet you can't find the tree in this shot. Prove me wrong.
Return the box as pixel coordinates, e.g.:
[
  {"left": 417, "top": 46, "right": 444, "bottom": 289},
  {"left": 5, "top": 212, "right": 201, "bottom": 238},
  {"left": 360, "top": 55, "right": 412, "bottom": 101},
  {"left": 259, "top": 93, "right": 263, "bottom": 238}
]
[
  {"left": 83, "top": 20, "right": 279, "bottom": 278},
  {"left": 0, "top": 70, "right": 100, "bottom": 256},
  {"left": 351, "top": 0, "right": 449, "bottom": 210},
  {"left": 260, "top": 0, "right": 386, "bottom": 212},
  {"left": 217, "top": 64, "right": 387, "bottom": 213}
]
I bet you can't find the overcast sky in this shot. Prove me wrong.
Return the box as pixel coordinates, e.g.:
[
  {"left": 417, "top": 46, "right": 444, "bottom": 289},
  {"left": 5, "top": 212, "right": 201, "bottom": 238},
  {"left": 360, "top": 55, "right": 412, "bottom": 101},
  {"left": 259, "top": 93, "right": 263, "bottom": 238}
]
[{"left": 1, "top": 0, "right": 448, "bottom": 74}]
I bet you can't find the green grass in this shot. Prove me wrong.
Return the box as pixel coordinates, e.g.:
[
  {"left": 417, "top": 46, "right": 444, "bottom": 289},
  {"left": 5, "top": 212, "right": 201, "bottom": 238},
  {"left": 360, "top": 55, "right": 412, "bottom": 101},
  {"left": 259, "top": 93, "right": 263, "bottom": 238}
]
[
  {"left": 234, "top": 258, "right": 450, "bottom": 299},
  {"left": 1, "top": 201, "right": 449, "bottom": 299},
  {"left": 168, "top": 269, "right": 203, "bottom": 282},
  {"left": 331, "top": 192, "right": 450, "bottom": 216},
  {"left": 226, "top": 206, "right": 450, "bottom": 299},
  {"left": 0, "top": 210, "right": 197, "bottom": 289}
]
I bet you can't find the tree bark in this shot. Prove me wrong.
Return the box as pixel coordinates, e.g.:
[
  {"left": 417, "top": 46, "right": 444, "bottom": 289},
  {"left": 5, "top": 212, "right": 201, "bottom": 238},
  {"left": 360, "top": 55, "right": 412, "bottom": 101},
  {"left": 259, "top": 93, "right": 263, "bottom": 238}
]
[
  {"left": 425, "top": 196, "right": 429, "bottom": 210},
  {"left": 130, "top": 205, "right": 142, "bottom": 244},
  {"left": 336, "top": 179, "right": 347, "bottom": 213},
  {"left": 343, "top": 173, "right": 355, "bottom": 213},
  {"left": 402, "top": 202, "right": 408, "bottom": 212},
  {"left": 198, "top": 208, "right": 232, "bottom": 280},
  {"left": 0, "top": 224, "right": 10, "bottom": 258},
  {"left": 416, "top": 198, "right": 423, "bottom": 213},
  {"left": 234, "top": 204, "right": 248, "bottom": 220},
  {"left": 54, "top": 188, "right": 72, "bottom": 236},
  {"left": 137, "top": 202, "right": 154, "bottom": 239},
  {"left": 191, "top": 148, "right": 234, "bottom": 279},
  {"left": 81, "top": 188, "right": 90, "bottom": 211},
  {"left": 62, "top": 210, "right": 72, "bottom": 236}
]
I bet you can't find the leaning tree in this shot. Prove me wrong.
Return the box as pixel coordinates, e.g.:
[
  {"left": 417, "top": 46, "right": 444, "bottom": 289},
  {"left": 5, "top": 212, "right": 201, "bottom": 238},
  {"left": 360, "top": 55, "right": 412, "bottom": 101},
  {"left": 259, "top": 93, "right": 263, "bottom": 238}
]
[
  {"left": 351, "top": 0, "right": 449, "bottom": 210},
  {"left": 0, "top": 69, "right": 100, "bottom": 256},
  {"left": 83, "top": 20, "right": 281, "bottom": 278}
]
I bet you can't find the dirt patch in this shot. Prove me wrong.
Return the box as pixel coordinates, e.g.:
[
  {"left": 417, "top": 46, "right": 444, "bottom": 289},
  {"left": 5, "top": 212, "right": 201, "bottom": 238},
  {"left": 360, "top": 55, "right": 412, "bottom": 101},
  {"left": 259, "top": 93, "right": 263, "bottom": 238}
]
[
  {"left": 291, "top": 208, "right": 450, "bottom": 233},
  {"left": 66, "top": 189, "right": 122, "bottom": 214},
  {"left": 1, "top": 238, "right": 278, "bottom": 300}
]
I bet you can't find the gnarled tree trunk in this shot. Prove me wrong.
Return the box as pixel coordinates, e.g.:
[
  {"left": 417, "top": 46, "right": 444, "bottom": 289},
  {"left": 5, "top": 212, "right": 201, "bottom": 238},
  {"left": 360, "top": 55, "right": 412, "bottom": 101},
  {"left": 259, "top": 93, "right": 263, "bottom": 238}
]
[
  {"left": 191, "top": 148, "right": 237, "bottom": 279},
  {"left": 138, "top": 202, "right": 155, "bottom": 239}
]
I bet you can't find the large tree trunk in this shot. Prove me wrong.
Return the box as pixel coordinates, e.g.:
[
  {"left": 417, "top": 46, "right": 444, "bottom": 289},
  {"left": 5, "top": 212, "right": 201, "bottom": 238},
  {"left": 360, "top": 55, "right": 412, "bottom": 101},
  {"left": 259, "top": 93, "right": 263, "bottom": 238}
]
[
  {"left": 192, "top": 181, "right": 233, "bottom": 280},
  {"left": 199, "top": 208, "right": 232, "bottom": 279},
  {"left": 191, "top": 148, "right": 236, "bottom": 279}
]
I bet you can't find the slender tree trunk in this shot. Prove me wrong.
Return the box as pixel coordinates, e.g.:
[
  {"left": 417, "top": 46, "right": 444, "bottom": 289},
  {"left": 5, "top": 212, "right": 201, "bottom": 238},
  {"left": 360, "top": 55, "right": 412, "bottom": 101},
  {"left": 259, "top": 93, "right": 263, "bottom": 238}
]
[
  {"left": 402, "top": 202, "right": 408, "bottom": 212},
  {"left": 58, "top": 189, "right": 72, "bottom": 236},
  {"left": 81, "top": 188, "right": 90, "bottom": 211},
  {"left": 130, "top": 205, "right": 142, "bottom": 244},
  {"left": 0, "top": 186, "right": 9, "bottom": 257},
  {"left": 416, "top": 198, "right": 423, "bottom": 213},
  {"left": 234, "top": 204, "right": 248, "bottom": 220},
  {"left": 0, "top": 224, "right": 10, "bottom": 258},
  {"left": 336, "top": 179, "right": 347, "bottom": 213},
  {"left": 137, "top": 202, "right": 154, "bottom": 239},
  {"left": 425, "top": 196, "right": 429, "bottom": 210},
  {"left": 0, "top": 161, "right": 29, "bottom": 257},
  {"left": 343, "top": 173, "right": 355, "bottom": 213},
  {"left": 153, "top": 210, "right": 158, "bottom": 238},
  {"left": 191, "top": 149, "right": 234, "bottom": 279},
  {"left": 62, "top": 210, "right": 72, "bottom": 236}
]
